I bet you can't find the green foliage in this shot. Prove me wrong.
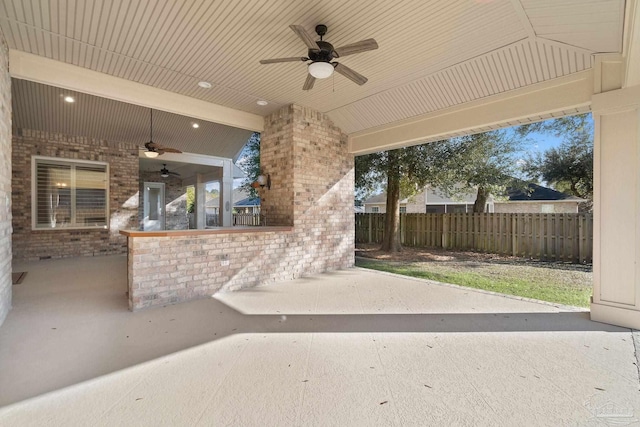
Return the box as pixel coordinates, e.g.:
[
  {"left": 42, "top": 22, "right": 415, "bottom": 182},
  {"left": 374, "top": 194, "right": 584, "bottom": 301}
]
[
  {"left": 236, "top": 132, "right": 261, "bottom": 199},
  {"left": 516, "top": 114, "right": 593, "bottom": 208},
  {"left": 355, "top": 145, "right": 438, "bottom": 201},
  {"left": 418, "top": 130, "right": 523, "bottom": 206},
  {"left": 186, "top": 186, "right": 195, "bottom": 214},
  {"left": 357, "top": 131, "right": 523, "bottom": 208},
  {"left": 514, "top": 113, "right": 590, "bottom": 138}
]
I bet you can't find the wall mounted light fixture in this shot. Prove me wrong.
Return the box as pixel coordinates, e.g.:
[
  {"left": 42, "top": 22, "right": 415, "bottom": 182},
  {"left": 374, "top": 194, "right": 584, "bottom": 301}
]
[{"left": 256, "top": 173, "right": 271, "bottom": 190}]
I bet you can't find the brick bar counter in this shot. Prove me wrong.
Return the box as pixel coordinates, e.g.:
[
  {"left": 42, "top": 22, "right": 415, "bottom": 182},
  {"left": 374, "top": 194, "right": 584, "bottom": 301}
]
[{"left": 120, "top": 227, "right": 305, "bottom": 310}]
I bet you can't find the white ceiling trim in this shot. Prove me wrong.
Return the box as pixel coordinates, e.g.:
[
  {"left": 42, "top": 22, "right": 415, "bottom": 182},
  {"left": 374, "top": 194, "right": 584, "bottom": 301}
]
[
  {"left": 9, "top": 50, "right": 264, "bottom": 132},
  {"left": 349, "top": 70, "right": 594, "bottom": 155},
  {"left": 330, "top": 37, "right": 594, "bottom": 134}
]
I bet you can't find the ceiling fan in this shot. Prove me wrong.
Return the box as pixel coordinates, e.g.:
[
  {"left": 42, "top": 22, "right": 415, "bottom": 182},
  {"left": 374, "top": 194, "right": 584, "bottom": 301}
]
[
  {"left": 260, "top": 24, "right": 378, "bottom": 90},
  {"left": 159, "top": 164, "right": 180, "bottom": 178},
  {"left": 143, "top": 109, "right": 183, "bottom": 158}
]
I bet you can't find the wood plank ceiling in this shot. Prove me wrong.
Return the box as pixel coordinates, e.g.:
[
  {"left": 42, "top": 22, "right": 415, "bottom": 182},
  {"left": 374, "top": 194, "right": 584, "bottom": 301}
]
[
  {"left": 0, "top": 0, "right": 626, "bottom": 151},
  {"left": 11, "top": 79, "right": 254, "bottom": 159}
]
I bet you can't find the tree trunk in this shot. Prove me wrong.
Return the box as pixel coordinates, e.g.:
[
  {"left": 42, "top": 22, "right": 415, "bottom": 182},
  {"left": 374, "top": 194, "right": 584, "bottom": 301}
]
[
  {"left": 381, "top": 161, "right": 402, "bottom": 252},
  {"left": 473, "top": 186, "right": 488, "bottom": 213}
]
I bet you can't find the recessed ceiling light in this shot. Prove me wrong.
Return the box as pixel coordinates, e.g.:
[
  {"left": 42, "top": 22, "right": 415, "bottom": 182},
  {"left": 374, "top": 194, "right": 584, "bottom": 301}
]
[
  {"left": 256, "top": 100, "right": 268, "bottom": 106},
  {"left": 192, "top": 123, "right": 199, "bottom": 129},
  {"left": 198, "top": 81, "right": 212, "bottom": 88},
  {"left": 64, "top": 96, "right": 75, "bottom": 103}
]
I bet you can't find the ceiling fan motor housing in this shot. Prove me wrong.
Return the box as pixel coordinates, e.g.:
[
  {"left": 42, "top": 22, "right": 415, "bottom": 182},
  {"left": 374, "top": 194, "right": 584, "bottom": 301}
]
[{"left": 309, "top": 41, "right": 335, "bottom": 62}]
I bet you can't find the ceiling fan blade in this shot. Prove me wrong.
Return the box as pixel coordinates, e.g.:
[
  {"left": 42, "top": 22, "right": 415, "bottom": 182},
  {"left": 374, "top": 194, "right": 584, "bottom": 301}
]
[
  {"left": 169, "top": 171, "right": 181, "bottom": 177},
  {"left": 162, "top": 147, "right": 182, "bottom": 153},
  {"left": 290, "top": 24, "right": 318, "bottom": 50},
  {"left": 334, "top": 63, "right": 368, "bottom": 85},
  {"left": 145, "top": 141, "right": 158, "bottom": 150},
  {"left": 333, "top": 38, "right": 378, "bottom": 57},
  {"left": 303, "top": 73, "right": 316, "bottom": 91},
  {"left": 260, "top": 57, "right": 307, "bottom": 64}
]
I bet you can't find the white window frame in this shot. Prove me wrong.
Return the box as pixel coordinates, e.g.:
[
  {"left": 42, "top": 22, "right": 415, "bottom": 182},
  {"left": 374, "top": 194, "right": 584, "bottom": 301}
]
[
  {"left": 371, "top": 206, "right": 379, "bottom": 213},
  {"left": 31, "top": 156, "right": 110, "bottom": 230},
  {"left": 399, "top": 206, "right": 407, "bottom": 213}
]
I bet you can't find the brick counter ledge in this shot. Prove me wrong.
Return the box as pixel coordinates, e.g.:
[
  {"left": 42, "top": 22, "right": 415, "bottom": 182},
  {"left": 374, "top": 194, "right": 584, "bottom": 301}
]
[{"left": 120, "top": 227, "right": 311, "bottom": 310}]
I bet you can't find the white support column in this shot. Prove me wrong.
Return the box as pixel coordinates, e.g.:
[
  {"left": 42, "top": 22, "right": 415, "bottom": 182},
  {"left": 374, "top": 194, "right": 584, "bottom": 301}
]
[
  {"left": 591, "top": 84, "right": 640, "bottom": 329},
  {"left": 219, "top": 159, "right": 234, "bottom": 227},
  {"left": 195, "top": 173, "right": 206, "bottom": 229}
]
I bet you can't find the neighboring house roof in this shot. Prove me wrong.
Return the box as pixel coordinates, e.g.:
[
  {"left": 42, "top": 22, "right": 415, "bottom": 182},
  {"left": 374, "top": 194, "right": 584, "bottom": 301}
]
[
  {"left": 364, "top": 193, "right": 411, "bottom": 204},
  {"left": 506, "top": 183, "right": 585, "bottom": 202},
  {"left": 363, "top": 194, "right": 386, "bottom": 204},
  {"left": 235, "top": 197, "right": 260, "bottom": 207}
]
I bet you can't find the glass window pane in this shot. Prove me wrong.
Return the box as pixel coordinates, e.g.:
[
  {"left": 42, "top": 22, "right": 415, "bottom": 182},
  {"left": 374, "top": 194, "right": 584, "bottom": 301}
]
[{"left": 34, "top": 159, "right": 108, "bottom": 229}]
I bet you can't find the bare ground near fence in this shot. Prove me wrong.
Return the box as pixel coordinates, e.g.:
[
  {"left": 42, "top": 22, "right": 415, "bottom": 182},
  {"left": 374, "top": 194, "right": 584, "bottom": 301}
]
[{"left": 355, "top": 243, "right": 592, "bottom": 307}]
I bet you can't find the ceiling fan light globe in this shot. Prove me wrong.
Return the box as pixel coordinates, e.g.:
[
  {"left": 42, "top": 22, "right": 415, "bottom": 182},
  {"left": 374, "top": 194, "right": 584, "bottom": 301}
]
[
  {"left": 308, "top": 61, "right": 334, "bottom": 79},
  {"left": 160, "top": 173, "right": 169, "bottom": 178},
  {"left": 144, "top": 150, "right": 159, "bottom": 158}
]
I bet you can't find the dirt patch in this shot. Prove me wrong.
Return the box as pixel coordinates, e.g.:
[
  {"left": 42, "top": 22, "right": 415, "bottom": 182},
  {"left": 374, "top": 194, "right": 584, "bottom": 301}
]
[{"left": 355, "top": 243, "right": 592, "bottom": 273}]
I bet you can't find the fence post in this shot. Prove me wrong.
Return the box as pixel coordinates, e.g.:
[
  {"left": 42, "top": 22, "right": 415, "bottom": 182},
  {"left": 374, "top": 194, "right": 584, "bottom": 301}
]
[
  {"left": 578, "top": 215, "right": 584, "bottom": 264},
  {"left": 442, "top": 214, "right": 449, "bottom": 249},
  {"left": 511, "top": 215, "right": 517, "bottom": 257},
  {"left": 368, "top": 214, "right": 372, "bottom": 243}
]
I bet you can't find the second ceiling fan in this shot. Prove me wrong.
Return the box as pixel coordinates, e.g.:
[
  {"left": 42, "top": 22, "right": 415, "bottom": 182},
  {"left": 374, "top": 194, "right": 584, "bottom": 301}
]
[
  {"left": 260, "top": 24, "right": 378, "bottom": 90},
  {"left": 143, "top": 109, "right": 183, "bottom": 157}
]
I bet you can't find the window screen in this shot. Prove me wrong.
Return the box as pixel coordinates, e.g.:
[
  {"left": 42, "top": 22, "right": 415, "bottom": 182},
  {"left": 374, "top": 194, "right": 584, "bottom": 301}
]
[{"left": 34, "top": 158, "right": 108, "bottom": 229}]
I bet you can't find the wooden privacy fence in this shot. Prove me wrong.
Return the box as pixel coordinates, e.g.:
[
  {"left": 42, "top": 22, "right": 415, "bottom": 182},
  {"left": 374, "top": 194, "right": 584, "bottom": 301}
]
[{"left": 355, "top": 213, "right": 593, "bottom": 264}]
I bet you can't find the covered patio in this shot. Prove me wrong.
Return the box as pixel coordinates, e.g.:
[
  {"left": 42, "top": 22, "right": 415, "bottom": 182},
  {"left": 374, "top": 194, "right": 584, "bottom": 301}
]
[
  {"left": 0, "top": 256, "right": 637, "bottom": 425},
  {"left": 0, "top": 0, "right": 640, "bottom": 424}
]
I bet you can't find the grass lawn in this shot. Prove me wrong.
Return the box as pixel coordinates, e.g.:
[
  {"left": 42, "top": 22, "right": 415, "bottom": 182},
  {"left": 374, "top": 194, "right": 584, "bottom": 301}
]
[{"left": 355, "top": 246, "right": 592, "bottom": 308}]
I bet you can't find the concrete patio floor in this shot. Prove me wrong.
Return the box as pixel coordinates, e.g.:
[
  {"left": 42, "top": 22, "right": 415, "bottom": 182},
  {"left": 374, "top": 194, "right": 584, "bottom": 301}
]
[{"left": 0, "top": 255, "right": 638, "bottom": 426}]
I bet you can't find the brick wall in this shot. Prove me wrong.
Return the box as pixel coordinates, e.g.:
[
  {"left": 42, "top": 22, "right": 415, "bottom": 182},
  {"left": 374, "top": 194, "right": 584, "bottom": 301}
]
[
  {"left": 12, "top": 130, "right": 139, "bottom": 261},
  {"left": 128, "top": 104, "right": 355, "bottom": 310},
  {"left": 0, "top": 30, "right": 11, "bottom": 326},
  {"left": 139, "top": 172, "right": 188, "bottom": 230}
]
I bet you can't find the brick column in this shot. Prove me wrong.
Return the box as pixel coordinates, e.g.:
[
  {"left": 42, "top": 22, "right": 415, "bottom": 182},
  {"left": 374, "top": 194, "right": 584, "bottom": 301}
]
[{"left": 260, "top": 104, "right": 354, "bottom": 272}]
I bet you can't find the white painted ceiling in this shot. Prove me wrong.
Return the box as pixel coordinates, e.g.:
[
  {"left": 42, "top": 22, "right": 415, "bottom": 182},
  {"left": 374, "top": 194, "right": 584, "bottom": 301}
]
[{"left": 0, "top": 0, "right": 626, "bottom": 139}]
